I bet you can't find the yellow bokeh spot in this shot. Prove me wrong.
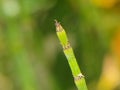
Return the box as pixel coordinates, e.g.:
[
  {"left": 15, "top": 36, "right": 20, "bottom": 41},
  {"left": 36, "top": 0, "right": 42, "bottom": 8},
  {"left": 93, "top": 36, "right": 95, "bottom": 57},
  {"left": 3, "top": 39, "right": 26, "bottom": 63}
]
[
  {"left": 91, "top": 0, "right": 117, "bottom": 8},
  {"left": 111, "top": 29, "right": 120, "bottom": 58}
]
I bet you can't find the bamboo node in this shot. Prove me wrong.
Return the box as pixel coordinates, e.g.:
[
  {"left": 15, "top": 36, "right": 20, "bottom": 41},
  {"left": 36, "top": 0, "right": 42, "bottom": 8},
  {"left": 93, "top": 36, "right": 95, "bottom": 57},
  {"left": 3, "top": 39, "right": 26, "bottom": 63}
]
[
  {"left": 74, "top": 73, "right": 84, "bottom": 81},
  {"left": 63, "top": 41, "right": 71, "bottom": 50}
]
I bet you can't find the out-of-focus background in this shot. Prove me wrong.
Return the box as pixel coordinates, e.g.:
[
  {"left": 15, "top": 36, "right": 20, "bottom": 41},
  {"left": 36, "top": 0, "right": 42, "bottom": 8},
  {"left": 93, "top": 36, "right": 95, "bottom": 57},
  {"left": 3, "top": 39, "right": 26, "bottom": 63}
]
[{"left": 0, "top": 0, "right": 120, "bottom": 90}]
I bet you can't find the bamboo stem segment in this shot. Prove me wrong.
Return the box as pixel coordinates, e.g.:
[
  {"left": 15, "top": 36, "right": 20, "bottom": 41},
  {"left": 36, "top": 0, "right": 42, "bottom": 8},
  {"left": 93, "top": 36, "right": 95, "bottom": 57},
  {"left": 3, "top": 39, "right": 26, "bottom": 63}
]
[{"left": 55, "top": 20, "right": 88, "bottom": 90}]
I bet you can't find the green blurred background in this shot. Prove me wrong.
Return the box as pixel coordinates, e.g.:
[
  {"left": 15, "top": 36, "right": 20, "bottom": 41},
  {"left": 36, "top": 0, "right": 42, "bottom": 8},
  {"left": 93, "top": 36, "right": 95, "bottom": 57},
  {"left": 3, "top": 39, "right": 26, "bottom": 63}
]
[{"left": 0, "top": 0, "right": 120, "bottom": 90}]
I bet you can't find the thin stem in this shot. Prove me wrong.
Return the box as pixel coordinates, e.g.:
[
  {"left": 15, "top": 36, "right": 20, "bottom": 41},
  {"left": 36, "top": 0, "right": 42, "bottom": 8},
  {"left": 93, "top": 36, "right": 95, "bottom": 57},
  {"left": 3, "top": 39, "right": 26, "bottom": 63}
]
[{"left": 55, "top": 20, "right": 88, "bottom": 90}]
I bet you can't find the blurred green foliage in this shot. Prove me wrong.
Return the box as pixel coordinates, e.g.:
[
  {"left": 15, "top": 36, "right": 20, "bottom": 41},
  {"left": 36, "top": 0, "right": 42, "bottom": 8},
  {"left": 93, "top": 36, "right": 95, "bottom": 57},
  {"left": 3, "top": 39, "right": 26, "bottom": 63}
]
[{"left": 0, "top": 0, "right": 120, "bottom": 90}]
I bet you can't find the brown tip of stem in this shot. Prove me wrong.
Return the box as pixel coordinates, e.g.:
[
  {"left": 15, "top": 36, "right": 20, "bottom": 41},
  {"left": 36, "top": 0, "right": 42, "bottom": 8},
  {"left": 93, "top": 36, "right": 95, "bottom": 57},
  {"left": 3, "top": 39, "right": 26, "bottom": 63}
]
[{"left": 54, "top": 19, "right": 60, "bottom": 27}]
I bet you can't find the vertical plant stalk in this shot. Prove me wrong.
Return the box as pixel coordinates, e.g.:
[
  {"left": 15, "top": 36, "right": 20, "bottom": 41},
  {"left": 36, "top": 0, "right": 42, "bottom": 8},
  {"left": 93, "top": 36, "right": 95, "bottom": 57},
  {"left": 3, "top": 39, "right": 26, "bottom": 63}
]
[{"left": 55, "top": 20, "right": 88, "bottom": 90}]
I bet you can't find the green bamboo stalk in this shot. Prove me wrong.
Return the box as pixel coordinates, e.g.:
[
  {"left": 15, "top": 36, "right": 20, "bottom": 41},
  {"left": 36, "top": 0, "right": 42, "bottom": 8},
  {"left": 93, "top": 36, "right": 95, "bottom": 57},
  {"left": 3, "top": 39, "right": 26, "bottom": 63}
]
[{"left": 55, "top": 20, "right": 88, "bottom": 90}]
